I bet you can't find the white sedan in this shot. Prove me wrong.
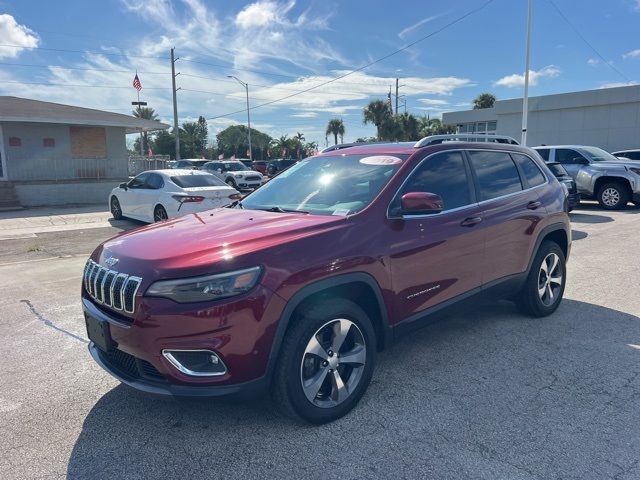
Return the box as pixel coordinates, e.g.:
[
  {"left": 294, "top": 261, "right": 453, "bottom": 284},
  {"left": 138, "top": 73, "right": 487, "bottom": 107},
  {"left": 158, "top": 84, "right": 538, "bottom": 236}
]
[{"left": 109, "top": 169, "right": 242, "bottom": 223}]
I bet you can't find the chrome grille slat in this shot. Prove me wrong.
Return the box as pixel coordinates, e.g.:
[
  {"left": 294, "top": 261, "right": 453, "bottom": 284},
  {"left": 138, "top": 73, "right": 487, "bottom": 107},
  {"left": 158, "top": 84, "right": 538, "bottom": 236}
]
[{"left": 83, "top": 259, "right": 142, "bottom": 315}]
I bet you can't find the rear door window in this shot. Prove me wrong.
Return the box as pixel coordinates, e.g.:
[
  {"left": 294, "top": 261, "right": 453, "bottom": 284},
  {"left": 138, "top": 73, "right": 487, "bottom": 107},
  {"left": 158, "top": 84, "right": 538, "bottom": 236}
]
[
  {"left": 512, "top": 153, "right": 546, "bottom": 188},
  {"left": 400, "top": 151, "right": 472, "bottom": 212},
  {"left": 146, "top": 173, "right": 164, "bottom": 189},
  {"left": 468, "top": 151, "right": 523, "bottom": 201},
  {"left": 555, "top": 148, "right": 586, "bottom": 164}
]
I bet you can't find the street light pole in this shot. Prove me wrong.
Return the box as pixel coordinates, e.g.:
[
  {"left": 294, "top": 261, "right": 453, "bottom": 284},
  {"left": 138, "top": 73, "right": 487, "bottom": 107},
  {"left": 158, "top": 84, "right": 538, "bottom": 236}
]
[
  {"left": 228, "top": 75, "right": 252, "bottom": 162},
  {"left": 521, "top": 0, "right": 533, "bottom": 146}
]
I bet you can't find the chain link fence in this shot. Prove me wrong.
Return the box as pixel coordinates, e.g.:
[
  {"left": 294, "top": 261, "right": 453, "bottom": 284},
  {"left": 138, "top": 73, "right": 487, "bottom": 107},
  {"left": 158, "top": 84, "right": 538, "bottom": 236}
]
[{"left": 128, "top": 155, "right": 171, "bottom": 176}]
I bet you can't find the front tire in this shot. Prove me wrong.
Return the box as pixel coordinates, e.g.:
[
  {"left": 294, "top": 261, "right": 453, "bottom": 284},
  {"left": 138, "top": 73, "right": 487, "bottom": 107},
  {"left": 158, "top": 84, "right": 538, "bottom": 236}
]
[
  {"left": 271, "top": 299, "right": 376, "bottom": 424},
  {"left": 153, "top": 205, "right": 168, "bottom": 222},
  {"left": 597, "top": 182, "right": 629, "bottom": 210},
  {"left": 226, "top": 178, "right": 238, "bottom": 189},
  {"left": 516, "top": 241, "right": 566, "bottom": 317},
  {"left": 110, "top": 197, "right": 123, "bottom": 220}
]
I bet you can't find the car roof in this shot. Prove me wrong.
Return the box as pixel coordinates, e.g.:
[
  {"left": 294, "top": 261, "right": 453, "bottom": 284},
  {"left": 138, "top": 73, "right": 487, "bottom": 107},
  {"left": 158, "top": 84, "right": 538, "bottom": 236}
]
[
  {"left": 316, "top": 141, "right": 535, "bottom": 158},
  {"left": 532, "top": 145, "right": 602, "bottom": 150},
  {"left": 611, "top": 149, "right": 639, "bottom": 153},
  {"left": 145, "top": 169, "right": 213, "bottom": 177}
]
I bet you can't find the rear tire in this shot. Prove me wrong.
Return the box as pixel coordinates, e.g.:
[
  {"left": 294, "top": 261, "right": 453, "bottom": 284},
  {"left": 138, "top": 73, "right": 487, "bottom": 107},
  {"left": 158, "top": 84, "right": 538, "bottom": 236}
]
[
  {"left": 153, "top": 205, "right": 168, "bottom": 222},
  {"left": 226, "top": 178, "right": 237, "bottom": 189},
  {"left": 516, "top": 241, "right": 566, "bottom": 317},
  {"left": 271, "top": 299, "right": 376, "bottom": 424},
  {"left": 110, "top": 197, "right": 123, "bottom": 220},
  {"left": 597, "top": 182, "right": 629, "bottom": 210}
]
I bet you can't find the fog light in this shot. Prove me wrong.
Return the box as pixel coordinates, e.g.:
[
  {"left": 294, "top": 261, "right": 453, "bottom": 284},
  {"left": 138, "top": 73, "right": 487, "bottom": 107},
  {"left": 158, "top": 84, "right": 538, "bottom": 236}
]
[{"left": 162, "top": 349, "right": 227, "bottom": 377}]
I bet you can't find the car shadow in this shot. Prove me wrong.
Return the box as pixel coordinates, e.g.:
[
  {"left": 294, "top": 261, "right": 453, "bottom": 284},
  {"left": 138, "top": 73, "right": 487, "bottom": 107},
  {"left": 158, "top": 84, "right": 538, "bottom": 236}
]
[
  {"left": 107, "top": 218, "right": 145, "bottom": 232},
  {"left": 574, "top": 201, "right": 640, "bottom": 214},
  {"left": 67, "top": 299, "right": 640, "bottom": 479},
  {"left": 571, "top": 229, "right": 588, "bottom": 241},
  {"left": 569, "top": 212, "right": 613, "bottom": 224}
]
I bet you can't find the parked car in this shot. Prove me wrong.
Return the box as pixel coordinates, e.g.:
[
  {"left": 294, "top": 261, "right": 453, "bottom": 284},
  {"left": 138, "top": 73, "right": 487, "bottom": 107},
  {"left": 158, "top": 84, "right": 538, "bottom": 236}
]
[
  {"left": 533, "top": 145, "right": 640, "bottom": 209},
  {"left": 237, "top": 158, "right": 253, "bottom": 169},
  {"left": 109, "top": 169, "right": 241, "bottom": 223},
  {"left": 266, "top": 158, "right": 297, "bottom": 176},
  {"left": 201, "top": 160, "right": 263, "bottom": 190},
  {"left": 84, "top": 138, "right": 570, "bottom": 424},
  {"left": 611, "top": 149, "right": 640, "bottom": 161},
  {"left": 546, "top": 161, "right": 580, "bottom": 211},
  {"left": 172, "top": 159, "right": 209, "bottom": 170},
  {"left": 251, "top": 160, "right": 268, "bottom": 175}
]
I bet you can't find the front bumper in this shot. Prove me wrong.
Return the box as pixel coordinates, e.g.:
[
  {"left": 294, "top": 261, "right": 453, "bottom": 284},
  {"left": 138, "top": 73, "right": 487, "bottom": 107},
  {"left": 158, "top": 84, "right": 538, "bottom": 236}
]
[{"left": 82, "top": 283, "right": 286, "bottom": 397}]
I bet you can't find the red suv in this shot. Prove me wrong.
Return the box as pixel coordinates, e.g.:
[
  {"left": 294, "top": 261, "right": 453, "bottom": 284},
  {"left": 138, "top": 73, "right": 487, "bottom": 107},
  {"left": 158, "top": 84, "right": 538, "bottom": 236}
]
[{"left": 82, "top": 140, "right": 570, "bottom": 423}]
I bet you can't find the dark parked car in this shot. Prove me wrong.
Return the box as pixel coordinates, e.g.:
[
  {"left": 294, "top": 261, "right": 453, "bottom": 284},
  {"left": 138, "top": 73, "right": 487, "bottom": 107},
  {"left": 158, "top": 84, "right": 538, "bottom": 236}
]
[
  {"left": 82, "top": 138, "right": 570, "bottom": 424},
  {"left": 546, "top": 161, "right": 580, "bottom": 211},
  {"left": 173, "top": 159, "right": 209, "bottom": 170},
  {"left": 611, "top": 149, "right": 640, "bottom": 161},
  {"left": 251, "top": 160, "right": 268, "bottom": 175},
  {"left": 266, "top": 158, "right": 296, "bottom": 176}
]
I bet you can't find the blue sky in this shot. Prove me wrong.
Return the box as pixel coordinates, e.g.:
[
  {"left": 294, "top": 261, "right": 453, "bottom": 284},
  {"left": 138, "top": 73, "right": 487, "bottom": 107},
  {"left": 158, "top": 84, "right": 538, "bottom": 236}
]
[{"left": 1, "top": 0, "right": 640, "bottom": 147}]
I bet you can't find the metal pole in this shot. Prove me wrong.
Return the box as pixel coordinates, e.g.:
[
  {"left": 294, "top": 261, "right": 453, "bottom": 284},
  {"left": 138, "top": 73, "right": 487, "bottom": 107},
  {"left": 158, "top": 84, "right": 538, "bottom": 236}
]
[
  {"left": 395, "top": 78, "right": 399, "bottom": 116},
  {"left": 245, "top": 83, "right": 252, "bottom": 162},
  {"left": 137, "top": 91, "right": 144, "bottom": 156},
  {"left": 521, "top": 0, "right": 533, "bottom": 146},
  {"left": 171, "top": 47, "right": 180, "bottom": 160}
]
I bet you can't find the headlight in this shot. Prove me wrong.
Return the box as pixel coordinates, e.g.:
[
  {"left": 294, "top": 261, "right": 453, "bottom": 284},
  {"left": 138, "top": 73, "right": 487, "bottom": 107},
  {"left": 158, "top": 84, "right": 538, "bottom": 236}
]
[
  {"left": 629, "top": 167, "right": 640, "bottom": 176},
  {"left": 146, "top": 266, "right": 262, "bottom": 303},
  {"left": 235, "top": 174, "right": 243, "bottom": 179}
]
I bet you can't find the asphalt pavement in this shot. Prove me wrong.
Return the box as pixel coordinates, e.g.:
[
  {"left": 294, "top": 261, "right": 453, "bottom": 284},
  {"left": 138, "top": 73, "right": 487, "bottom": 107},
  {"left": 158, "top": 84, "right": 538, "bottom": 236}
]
[{"left": 1, "top": 203, "right": 639, "bottom": 479}]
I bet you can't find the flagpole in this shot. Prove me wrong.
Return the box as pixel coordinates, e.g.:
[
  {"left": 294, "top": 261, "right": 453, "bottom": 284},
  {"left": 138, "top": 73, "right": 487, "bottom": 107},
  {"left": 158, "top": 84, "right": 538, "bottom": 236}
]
[
  {"left": 136, "top": 70, "right": 144, "bottom": 156},
  {"left": 521, "top": 0, "right": 533, "bottom": 146}
]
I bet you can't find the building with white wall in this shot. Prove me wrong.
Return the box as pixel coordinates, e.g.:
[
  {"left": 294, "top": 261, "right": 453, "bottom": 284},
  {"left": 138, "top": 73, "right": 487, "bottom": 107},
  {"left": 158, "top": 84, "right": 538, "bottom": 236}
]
[
  {"left": 0, "top": 96, "right": 168, "bottom": 208},
  {"left": 442, "top": 85, "right": 640, "bottom": 151}
]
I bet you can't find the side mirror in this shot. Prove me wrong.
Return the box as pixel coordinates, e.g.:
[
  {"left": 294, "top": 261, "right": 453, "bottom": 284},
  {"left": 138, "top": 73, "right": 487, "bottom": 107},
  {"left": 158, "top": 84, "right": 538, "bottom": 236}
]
[
  {"left": 400, "top": 192, "right": 443, "bottom": 215},
  {"left": 572, "top": 157, "right": 589, "bottom": 165},
  {"left": 119, "top": 182, "right": 128, "bottom": 190}
]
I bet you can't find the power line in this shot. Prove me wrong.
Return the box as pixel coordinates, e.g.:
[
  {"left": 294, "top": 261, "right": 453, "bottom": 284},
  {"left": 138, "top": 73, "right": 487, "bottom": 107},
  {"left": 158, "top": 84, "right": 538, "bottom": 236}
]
[
  {"left": 546, "top": 0, "right": 631, "bottom": 82},
  {"left": 0, "top": 62, "right": 170, "bottom": 74},
  {"left": 1, "top": 80, "right": 172, "bottom": 90},
  {"left": 0, "top": 43, "right": 168, "bottom": 60},
  {"left": 205, "top": 0, "right": 497, "bottom": 121}
]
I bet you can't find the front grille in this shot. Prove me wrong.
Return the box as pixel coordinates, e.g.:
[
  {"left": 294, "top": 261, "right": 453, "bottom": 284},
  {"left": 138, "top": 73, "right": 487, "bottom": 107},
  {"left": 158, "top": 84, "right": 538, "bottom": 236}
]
[
  {"left": 99, "top": 348, "right": 165, "bottom": 382},
  {"left": 245, "top": 175, "right": 261, "bottom": 181},
  {"left": 84, "top": 259, "right": 142, "bottom": 314}
]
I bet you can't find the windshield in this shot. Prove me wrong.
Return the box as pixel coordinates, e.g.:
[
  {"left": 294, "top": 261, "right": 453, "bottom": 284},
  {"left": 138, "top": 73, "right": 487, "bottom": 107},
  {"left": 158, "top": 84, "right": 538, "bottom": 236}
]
[
  {"left": 171, "top": 174, "right": 227, "bottom": 188},
  {"left": 240, "top": 154, "right": 406, "bottom": 215},
  {"left": 547, "top": 163, "right": 569, "bottom": 177},
  {"left": 223, "top": 162, "right": 246, "bottom": 171},
  {"left": 580, "top": 147, "right": 620, "bottom": 162}
]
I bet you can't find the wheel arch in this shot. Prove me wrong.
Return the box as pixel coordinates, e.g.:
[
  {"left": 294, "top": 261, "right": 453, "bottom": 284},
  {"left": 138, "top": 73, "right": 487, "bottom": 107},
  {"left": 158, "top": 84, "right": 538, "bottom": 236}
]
[
  {"left": 526, "top": 223, "right": 569, "bottom": 275},
  {"left": 265, "top": 273, "right": 392, "bottom": 379},
  {"left": 593, "top": 175, "right": 632, "bottom": 196}
]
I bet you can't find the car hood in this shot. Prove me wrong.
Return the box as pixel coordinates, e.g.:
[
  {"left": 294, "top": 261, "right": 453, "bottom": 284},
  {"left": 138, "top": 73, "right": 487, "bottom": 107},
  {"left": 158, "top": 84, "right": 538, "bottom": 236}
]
[
  {"left": 230, "top": 170, "right": 261, "bottom": 176},
  {"left": 94, "top": 208, "right": 346, "bottom": 278},
  {"left": 591, "top": 160, "right": 638, "bottom": 169}
]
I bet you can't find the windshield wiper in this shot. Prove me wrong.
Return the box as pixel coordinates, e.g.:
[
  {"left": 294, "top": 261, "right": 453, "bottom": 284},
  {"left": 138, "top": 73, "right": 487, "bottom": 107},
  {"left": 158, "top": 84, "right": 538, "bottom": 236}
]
[
  {"left": 259, "top": 206, "right": 309, "bottom": 214},
  {"left": 228, "top": 200, "right": 244, "bottom": 209}
]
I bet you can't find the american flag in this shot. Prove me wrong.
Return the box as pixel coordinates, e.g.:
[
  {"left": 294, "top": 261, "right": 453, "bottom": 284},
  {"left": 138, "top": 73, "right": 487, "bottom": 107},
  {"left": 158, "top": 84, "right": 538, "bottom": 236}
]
[
  {"left": 133, "top": 73, "right": 142, "bottom": 91},
  {"left": 387, "top": 90, "right": 393, "bottom": 115}
]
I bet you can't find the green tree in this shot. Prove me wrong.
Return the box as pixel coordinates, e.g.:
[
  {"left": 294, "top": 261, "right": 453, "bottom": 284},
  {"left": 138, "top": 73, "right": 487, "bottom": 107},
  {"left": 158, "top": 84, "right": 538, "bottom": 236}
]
[
  {"left": 149, "top": 130, "right": 176, "bottom": 158},
  {"left": 325, "top": 118, "right": 345, "bottom": 145},
  {"left": 216, "top": 125, "right": 272, "bottom": 159},
  {"left": 293, "top": 132, "right": 305, "bottom": 159},
  {"left": 472, "top": 93, "right": 496, "bottom": 110},
  {"left": 132, "top": 106, "right": 160, "bottom": 154},
  {"left": 180, "top": 116, "right": 208, "bottom": 158},
  {"left": 303, "top": 141, "right": 318, "bottom": 156},
  {"left": 363, "top": 100, "right": 393, "bottom": 140},
  {"left": 418, "top": 117, "right": 457, "bottom": 136}
]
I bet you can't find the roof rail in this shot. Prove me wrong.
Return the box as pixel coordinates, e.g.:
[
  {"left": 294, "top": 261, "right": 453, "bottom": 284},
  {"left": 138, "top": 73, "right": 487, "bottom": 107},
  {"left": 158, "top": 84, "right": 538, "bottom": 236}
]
[
  {"left": 414, "top": 134, "right": 519, "bottom": 148},
  {"left": 320, "top": 143, "right": 361, "bottom": 153}
]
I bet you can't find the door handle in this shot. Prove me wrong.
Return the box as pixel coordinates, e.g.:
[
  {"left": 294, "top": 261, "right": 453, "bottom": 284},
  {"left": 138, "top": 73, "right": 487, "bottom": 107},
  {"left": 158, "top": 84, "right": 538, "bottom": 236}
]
[
  {"left": 527, "top": 201, "right": 542, "bottom": 210},
  {"left": 460, "top": 216, "right": 482, "bottom": 227}
]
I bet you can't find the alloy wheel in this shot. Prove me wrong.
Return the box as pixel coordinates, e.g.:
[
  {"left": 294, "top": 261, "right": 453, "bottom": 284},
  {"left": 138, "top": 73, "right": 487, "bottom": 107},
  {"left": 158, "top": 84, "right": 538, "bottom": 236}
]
[
  {"left": 154, "top": 206, "right": 168, "bottom": 222},
  {"left": 601, "top": 187, "right": 620, "bottom": 207},
  {"left": 111, "top": 198, "right": 121, "bottom": 218},
  {"left": 537, "top": 253, "right": 563, "bottom": 306},
  {"left": 300, "top": 318, "right": 366, "bottom": 408}
]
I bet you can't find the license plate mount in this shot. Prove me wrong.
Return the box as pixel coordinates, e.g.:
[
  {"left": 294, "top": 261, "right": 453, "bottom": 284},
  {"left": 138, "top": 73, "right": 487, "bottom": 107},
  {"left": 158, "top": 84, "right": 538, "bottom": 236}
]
[{"left": 85, "top": 313, "right": 114, "bottom": 352}]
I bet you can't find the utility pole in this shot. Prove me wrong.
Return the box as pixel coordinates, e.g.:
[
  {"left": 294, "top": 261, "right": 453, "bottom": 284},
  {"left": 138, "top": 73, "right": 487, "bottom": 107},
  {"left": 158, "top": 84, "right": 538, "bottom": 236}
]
[
  {"left": 395, "top": 78, "right": 399, "bottom": 116},
  {"left": 227, "top": 76, "right": 252, "bottom": 162},
  {"left": 170, "top": 47, "right": 181, "bottom": 160},
  {"left": 521, "top": 0, "right": 533, "bottom": 146}
]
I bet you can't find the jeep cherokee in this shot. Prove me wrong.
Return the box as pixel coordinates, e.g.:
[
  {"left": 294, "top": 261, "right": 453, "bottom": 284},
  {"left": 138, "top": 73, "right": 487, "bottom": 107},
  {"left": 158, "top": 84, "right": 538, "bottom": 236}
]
[{"left": 82, "top": 139, "right": 571, "bottom": 424}]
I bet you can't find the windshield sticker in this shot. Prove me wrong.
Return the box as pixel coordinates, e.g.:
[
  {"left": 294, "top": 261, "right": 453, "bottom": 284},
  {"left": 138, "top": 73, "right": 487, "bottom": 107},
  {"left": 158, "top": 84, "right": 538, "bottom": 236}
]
[
  {"left": 332, "top": 209, "right": 351, "bottom": 216},
  {"left": 359, "top": 155, "right": 403, "bottom": 166}
]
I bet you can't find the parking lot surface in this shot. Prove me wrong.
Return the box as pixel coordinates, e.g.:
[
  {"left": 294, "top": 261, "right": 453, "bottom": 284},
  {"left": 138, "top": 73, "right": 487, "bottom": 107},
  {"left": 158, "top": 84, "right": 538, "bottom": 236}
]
[{"left": 1, "top": 203, "right": 639, "bottom": 479}]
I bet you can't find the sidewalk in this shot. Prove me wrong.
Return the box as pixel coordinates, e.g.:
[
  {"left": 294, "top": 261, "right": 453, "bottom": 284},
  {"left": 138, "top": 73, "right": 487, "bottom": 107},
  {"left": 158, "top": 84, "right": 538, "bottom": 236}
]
[{"left": 0, "top": 205, "right": 135, "bottom": 240}]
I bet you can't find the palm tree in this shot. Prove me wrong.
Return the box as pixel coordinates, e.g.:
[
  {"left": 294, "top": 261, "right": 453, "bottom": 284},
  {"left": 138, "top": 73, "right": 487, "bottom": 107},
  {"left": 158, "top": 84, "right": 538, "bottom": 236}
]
[
  {"left": 132, "top": 107, "right": 159, "bottom": 154},
  {"left": 472, "top": 93, "right": 496, "bottom": 110},
  {"left": 363, "top": 100, "right": 392, "bottom": 139},
  {"left": 294, "top": 132, "right": 305, "bottom": 159},
  {"left": 304, "top": 141, "right": 318, "bottom": 156},
  {"left": 275, "top": 135, "right": 290, "bottom": 158},
  {"left": 325, "top": 119, "right": 345, "bottom": 145}
]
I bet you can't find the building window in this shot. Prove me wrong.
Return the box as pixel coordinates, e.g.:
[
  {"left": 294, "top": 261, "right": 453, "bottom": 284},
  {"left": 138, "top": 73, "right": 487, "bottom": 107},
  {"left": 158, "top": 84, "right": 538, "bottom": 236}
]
[
  {"left": 70, "top": 126, "right": 106, "bottom": 158},
  {"left": 488, "top": 121, "right": 497, "bottom": 131},
  {"left": 43, "top": 138, "right": 55, "bottom": 147},
  {"left": 8, "top": 137, "right": 21, "bottom": 147}
]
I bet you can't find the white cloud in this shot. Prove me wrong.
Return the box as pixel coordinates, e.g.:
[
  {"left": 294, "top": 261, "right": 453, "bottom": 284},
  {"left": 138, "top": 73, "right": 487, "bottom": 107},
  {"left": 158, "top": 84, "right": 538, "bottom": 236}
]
[
  {"left": 623, "top": 49, "right": 640, "bottom": 59},
  {"left": 290, "top": 112, "right": 318, "bottom": 118},
  {"left": 236, "top": 1, "right": 281, "bottom": 28},
  {"left": 599, "top": 81, "right": 638, "bottom": 89},
  {"left": 494, "top": 65, "right": 560, "bottom": 88},
  {"left": 398, "top": 14, "right": 444, "bottom": 39},
  {"left": 587, "top": 58, "right": 600, "bottom": 66},
  {"left": 0, "top": 14, "right": 39, "bottom": 58},
  {"left": 417, "top": 98, "right": 449, "bottom": 106}
]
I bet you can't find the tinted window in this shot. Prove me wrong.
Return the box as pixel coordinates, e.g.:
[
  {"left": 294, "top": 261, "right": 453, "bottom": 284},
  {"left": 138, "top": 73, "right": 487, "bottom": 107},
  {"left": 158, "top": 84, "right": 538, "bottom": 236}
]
[
  {"left": 547, "top": 163, "right": 569, "bottom": 177},
  {"left": 146, "top": 173, "right": 164, "bottom": 189},
  {"left": 555, "top": 148, "right": 586, "bottom": 164},
  {"left": 170, "top": 174, "right": 227, "bottom": 188},
  {"left": 400, "top": 151, "right": 471, "bottom": 211},
  {"left": 128, "top": 173, "right": 149, "bottom": 189},
  {"left": 468, "top": 151, "right": 523, "bottom": 201},
  {"left": 536, "top": 148, "right": 550, "bottom": 161},
  {"left": 512, "top": 153, "right": 545, "bottom": 187}
]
